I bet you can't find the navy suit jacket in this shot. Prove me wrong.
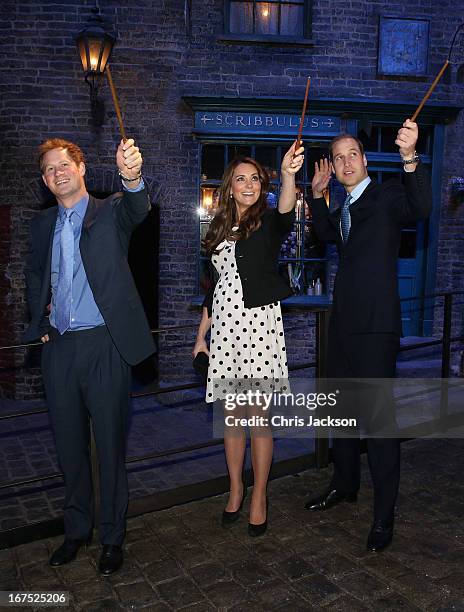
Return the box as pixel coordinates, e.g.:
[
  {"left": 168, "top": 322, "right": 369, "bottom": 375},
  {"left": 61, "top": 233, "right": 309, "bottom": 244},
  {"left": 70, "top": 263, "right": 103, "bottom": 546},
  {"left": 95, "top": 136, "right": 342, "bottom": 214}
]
[
  {"left": 24, "top": 188, "right": 155, "bottom": 366},
  {"left": 311, "top": 163, "right": 432, "bottom": 335}
]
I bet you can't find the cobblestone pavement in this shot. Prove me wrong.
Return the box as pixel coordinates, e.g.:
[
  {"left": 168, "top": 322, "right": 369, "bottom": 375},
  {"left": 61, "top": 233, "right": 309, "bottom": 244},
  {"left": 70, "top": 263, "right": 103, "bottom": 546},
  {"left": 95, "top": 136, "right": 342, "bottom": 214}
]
[
  {"left": 0, "top": 392, "right": 314, "bottom": 532},
  {"left": 1, "top": 438, "right": 464, "bottom": 611}
]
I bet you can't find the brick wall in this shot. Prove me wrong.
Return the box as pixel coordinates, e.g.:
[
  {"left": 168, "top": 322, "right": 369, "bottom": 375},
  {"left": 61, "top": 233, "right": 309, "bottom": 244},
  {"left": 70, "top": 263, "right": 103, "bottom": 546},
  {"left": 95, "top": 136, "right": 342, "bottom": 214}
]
[{"left": 0, "top": 0, "right": 463, "bottom": 397}]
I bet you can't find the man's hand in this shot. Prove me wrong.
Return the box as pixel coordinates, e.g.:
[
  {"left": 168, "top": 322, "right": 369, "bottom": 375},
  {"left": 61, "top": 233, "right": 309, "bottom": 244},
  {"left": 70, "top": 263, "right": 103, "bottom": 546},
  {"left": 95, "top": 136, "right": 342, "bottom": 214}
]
[
  {"left": 395, "top": 119, "right": 418, "bottom": 159},
  {"left": 41, "top": 334, "right": 49, "bottom": 343},
  {"left": 312, "top": 158, "right": 332, "bottom": 199},
  {"left": 116, "top": 139, "right": 143, "bottom": 186}
]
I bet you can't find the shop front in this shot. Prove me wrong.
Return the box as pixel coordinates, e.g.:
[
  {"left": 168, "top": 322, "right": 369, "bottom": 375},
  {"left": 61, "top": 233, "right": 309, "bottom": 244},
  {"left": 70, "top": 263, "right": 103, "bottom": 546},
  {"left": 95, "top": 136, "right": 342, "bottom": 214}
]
[{"left": 185, "top": 96, "right": 461, "bottom": 336}]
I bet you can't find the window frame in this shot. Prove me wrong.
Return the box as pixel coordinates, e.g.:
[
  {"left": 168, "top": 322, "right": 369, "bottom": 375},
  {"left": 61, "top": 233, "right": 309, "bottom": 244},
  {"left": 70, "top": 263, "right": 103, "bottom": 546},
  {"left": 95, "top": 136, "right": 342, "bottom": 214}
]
[
  {"left": 220, "top": 0, "right": 313, "bottom": 46},
  {"left": 197, "top": 139, "right": 330, "bottom": 303}
]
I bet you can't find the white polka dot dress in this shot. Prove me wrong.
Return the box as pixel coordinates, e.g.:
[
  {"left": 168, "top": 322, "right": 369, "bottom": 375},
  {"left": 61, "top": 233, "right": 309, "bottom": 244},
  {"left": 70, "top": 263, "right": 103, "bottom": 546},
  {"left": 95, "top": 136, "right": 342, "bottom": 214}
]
[{"left": 206, "top": 236, "right": 288, "bottom": 403}]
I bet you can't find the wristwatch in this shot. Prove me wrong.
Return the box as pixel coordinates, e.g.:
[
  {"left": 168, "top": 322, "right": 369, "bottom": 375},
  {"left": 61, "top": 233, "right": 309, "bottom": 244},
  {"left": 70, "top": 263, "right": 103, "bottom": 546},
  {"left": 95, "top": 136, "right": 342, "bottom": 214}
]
[{"left": 401, "top": 151, "right": 420, "bottom": 165}]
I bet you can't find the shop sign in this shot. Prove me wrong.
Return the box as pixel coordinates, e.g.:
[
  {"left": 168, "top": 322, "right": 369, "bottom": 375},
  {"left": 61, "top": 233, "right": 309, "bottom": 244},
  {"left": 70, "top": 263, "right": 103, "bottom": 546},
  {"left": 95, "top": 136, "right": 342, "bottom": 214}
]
[{"left": 194, "top": 112, "right": 340, "bottom": 136}]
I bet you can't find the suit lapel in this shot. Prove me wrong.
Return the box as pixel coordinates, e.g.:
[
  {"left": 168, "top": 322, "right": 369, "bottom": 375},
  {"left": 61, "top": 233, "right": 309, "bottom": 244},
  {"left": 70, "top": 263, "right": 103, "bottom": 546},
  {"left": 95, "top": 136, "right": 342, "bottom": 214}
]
[
  {"left": 329, "top": 179, "right": 378, "bottom": 248},
  {"left": 83, "top": 195, "right": 98, "bottom": 229},
  {"left": 349, "top": 179, "right": 377, "bottom": 214},
  {"left": 44, "top": 208, "right": 57, "bottom": 278}
]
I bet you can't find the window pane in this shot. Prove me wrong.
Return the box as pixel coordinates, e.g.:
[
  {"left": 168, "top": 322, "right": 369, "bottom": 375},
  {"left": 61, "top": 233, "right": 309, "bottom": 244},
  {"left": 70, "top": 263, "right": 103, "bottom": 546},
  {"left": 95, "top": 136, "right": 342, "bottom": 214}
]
[
  {"left": 266, "top": 183, "right": 279, "bottom": 208},
  {"left": 227, "top": 144, "right": 252, "bottom": 162},
  {"left": 278, "top": 260, "right": 303, "bottom": 294},
  {"left": 280, "top": 4, "right": 304, "bottom": 36},
  {"left": 380, "top": 126, "right": 400, "bottom": 153},
  {"left": 255, "top": 145, "right": 277, "bottom": 178},
  {"left": 306, "top": 145, "right": 329, "bottom": 181},
  {"left": 416, "top": 127, "right": 431, "bottom": 155},
  {"left": 256, "top": 2, "right": 279, "bottom": 35},
  {"left": 201, "top": 145, "right": 224, "bottom": 180},
  {"left": 303, "top": 262, "right": 326, "bottom": 296},
  {"left": 199, "top": 187, "right": 219, "bottom": 218},
  {"left": 230, "top": 1, "right": 253, "bottom": 34},
  {"left": 280, "top": 228, "right": 298, "bottom": 259},
  {"left": 358, "top": 126, "right": 379, "bottom": 152},
  {"left": 305, "top": 221, "right": 325, "bottom": 258}
]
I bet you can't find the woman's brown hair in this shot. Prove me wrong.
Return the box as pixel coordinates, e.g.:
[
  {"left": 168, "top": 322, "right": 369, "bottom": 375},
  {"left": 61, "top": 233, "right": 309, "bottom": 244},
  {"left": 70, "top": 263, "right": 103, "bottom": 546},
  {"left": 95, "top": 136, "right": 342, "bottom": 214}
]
[{"left": 203, "top": 157, "right": 270, "bottom": 253}]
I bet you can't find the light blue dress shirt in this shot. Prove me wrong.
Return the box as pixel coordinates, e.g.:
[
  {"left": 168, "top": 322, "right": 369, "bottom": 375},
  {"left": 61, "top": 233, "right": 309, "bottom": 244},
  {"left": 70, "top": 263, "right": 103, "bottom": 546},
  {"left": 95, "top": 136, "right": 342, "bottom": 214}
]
[{"left": 50, "top": 179, "right": 145, "bottom": 331}]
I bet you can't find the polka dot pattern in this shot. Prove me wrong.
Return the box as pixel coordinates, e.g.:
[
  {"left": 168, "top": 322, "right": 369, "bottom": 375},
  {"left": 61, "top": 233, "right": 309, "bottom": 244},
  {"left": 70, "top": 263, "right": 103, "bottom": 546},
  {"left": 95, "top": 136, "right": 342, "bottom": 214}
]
[{"left": 206, "top": 239, "right": 288, "bottom": 403}]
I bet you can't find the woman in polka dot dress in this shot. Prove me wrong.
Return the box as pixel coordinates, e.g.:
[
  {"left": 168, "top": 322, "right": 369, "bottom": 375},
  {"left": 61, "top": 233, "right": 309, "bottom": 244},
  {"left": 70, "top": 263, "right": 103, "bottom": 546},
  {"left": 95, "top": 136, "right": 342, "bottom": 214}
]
[{"left": 193, "top": 141, "right": 304, "bottom": 536}]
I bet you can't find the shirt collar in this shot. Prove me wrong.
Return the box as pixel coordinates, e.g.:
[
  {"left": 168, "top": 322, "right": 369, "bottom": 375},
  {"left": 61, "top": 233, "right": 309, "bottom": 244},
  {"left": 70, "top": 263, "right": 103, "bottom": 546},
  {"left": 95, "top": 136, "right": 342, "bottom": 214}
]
[
  {"left": 347, "top": 176, "right": 371, "bottom": 203},
  {"left": 58, "top": 193, "right": 89, "bottom": 222}
]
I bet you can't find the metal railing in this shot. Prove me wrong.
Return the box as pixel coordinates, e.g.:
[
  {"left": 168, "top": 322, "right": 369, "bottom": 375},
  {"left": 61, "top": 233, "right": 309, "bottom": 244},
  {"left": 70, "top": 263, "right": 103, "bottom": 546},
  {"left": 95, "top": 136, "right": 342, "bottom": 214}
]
[{"left": 0, "top": 291, "right": 463, "bottom": 548}]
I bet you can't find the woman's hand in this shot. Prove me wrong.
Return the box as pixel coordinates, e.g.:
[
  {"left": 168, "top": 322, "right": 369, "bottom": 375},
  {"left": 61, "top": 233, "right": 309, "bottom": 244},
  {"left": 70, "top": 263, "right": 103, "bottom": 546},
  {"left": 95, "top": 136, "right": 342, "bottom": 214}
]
[
  {"left": 312, "top": 158, "right": 332, "bottom": 198},
  {"left": 281, "top": 141, "right": 305, "bottom": 177},
  {"left": 192, "top": 338, "right": 209, "bottom": 358}
]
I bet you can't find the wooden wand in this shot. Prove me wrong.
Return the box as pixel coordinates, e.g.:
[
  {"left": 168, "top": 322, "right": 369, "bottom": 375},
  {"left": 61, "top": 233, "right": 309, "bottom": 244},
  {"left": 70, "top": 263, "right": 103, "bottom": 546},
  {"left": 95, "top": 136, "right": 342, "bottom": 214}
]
[
  {"left": 296, "top": 77, "right": 311, "bottom": 148},
  {"left": 411, "top": 60, "right": 449, "bottom": 122},
  {"left": 105, "top": 64, "right": 127, "bottom": 141},
  {"left": 411, "top": 22, "right": 464, "bottom": 122}
]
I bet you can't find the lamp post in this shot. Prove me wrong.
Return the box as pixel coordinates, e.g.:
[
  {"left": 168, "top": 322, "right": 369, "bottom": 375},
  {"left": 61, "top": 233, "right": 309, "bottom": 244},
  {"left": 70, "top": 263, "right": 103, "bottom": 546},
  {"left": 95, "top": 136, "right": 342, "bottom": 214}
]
[{"left": 75, "top": 7, "right": 116, "bottom": 127}]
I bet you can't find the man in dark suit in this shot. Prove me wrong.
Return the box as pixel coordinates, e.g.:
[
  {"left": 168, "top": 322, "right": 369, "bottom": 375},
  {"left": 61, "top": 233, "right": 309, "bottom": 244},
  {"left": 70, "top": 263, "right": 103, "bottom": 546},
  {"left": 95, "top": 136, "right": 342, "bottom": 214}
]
[
  {"left": 24, "top": 137, "right": 155, "bottom": 574},
  {"left": 305, "top": 119, "right": 432, "bottom": 551}
]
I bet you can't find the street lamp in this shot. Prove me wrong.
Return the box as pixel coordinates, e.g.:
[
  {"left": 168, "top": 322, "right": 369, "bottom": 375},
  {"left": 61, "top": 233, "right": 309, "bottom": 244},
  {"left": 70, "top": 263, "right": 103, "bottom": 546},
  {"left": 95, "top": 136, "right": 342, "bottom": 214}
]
[{"left": 75, "top": 6, "right": 116, "bottom": 127}]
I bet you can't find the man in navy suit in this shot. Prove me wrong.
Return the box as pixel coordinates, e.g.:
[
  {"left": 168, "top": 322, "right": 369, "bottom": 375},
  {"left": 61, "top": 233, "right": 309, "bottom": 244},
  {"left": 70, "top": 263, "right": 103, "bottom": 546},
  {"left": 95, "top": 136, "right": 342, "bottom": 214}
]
[
  {"left": 24, "top": 137, "right": 155, "bottom": 574},
  {"left": 305, "top": 120, "right": 432, "bottom": 551}
]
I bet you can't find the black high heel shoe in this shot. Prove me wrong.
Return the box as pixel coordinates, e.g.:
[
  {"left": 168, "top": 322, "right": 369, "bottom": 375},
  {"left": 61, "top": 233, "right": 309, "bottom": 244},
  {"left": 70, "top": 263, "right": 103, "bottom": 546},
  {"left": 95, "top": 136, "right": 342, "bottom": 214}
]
[
  {"left": 248, "top": 497, "right": 269, "bottom": 537},
  {"left": 221, "top": 486, "right": 247, "bottom": 527}
]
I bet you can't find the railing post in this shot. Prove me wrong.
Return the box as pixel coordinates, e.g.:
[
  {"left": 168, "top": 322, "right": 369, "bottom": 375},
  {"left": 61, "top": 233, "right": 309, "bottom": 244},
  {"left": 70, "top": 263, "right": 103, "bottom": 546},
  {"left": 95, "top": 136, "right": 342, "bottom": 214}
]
[
  {"left": 440, "top": 293, "right": 452, "bottom": 424},
  {"left": 441, "top": 293, "right": 452, "bottom": 379},
  {"left": 315, "top": 308, "right": 330, "bottom": 468}
]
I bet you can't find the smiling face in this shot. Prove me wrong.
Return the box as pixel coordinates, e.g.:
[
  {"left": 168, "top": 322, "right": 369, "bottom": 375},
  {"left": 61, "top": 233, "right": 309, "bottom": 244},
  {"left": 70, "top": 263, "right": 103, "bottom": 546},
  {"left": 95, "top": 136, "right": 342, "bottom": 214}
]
[
  {"left": 331, "top": 137, "right": 368, "bottom": 192},
  {"left": 41, "top": 148, "right": 87, "bottom": 208},
  {"left": 230, "top": 162, "right": 262, "bottom": 217}
]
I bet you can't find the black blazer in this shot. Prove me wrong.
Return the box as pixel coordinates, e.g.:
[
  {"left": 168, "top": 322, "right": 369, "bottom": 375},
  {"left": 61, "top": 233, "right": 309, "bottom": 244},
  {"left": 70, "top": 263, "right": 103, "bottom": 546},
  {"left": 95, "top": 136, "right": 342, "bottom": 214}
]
[
  {"left": 203, "top": 208, "right": 295, "bottom": 317},
  {"left": 24, "top": 188, "right": 155, "bottom": 366},
  {"left": 311, "top": 163, "right": 432, "bottom": 334}
]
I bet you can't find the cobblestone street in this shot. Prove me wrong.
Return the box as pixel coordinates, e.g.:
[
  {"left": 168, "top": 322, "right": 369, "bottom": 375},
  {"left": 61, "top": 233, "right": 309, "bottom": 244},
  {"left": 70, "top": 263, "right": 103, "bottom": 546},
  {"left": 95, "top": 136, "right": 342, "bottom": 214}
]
[{"left": 1, "top": 438, "right": 464, "bottom": 610}]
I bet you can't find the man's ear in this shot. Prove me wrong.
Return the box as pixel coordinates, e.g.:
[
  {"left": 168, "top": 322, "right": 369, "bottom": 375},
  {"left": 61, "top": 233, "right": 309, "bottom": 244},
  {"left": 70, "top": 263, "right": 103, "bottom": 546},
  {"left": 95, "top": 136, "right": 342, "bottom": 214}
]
[
  {"left": 79, "top": 162, "right": 86, "bottom": 177},
  {"left": 363, "top": 155, "right": 368, "bottom": 168}
]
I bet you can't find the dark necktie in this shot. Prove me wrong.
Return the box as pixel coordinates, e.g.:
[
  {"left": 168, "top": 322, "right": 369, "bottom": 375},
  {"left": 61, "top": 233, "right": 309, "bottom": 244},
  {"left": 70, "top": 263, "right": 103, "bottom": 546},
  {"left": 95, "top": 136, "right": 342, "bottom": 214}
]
[
  {"left": 340, "top": 194, "right": 352, "bottom": 243},
  {"left": 55, "top": 210, "right": 74, "bottom": 334}
]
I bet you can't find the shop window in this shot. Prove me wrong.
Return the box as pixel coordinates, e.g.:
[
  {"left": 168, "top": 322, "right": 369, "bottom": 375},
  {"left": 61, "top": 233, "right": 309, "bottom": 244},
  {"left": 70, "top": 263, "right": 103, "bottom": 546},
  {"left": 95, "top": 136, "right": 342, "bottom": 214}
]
[
  {"left": 358, "top": 123, "right": 432, "bottom": 156},
  {"left": 225, "top": 0, "right": 312, "bottom": 42},
  {"left": 198, "top": 141, "right": 328, "bottom": 300}
]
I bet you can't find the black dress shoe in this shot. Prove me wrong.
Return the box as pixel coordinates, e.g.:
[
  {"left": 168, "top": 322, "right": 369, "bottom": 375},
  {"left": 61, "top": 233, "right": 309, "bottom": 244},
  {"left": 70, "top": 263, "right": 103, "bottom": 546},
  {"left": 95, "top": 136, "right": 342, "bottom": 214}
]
[
  {"left": 222, "top": 487, "right": 247, "bottom": 527},
  {"left": 49, "top": 539, "right": 87, "bottom": 567},
  {"left": 367, "top": 520, "right": 393, "bottom": 552},
  {"left": 248, "top": 497, "right": 268, "bottom": 538},
  {"left": 304, "top": 488, "right": 357, "bottom": 511},
  {"left": 99, "top": 545, "right": 123, "bottom": 575}
]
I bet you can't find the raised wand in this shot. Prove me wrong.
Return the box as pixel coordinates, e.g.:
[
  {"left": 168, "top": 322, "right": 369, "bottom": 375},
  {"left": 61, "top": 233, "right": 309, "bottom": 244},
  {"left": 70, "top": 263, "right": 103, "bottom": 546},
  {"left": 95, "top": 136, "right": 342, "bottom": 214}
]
[
  {"left": 411, "top": 22, "right": 464, "bottom": 122},
  {"left": 105, "top": 64, "right": 127, "bottom": 141},
  {"left": 296, "top": 77, "right": 311, "bottom": 148}
]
